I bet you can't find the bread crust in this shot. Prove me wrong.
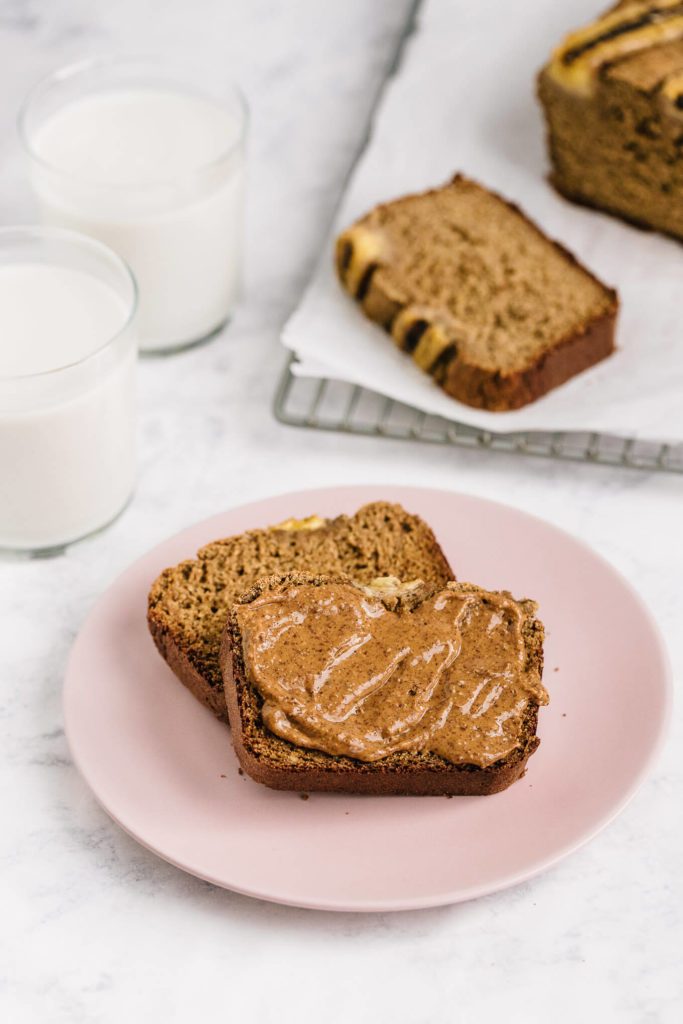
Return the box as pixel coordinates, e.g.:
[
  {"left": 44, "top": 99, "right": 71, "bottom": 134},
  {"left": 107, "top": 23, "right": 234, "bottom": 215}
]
[
  {"left": 439, "top": 309, "right": 616, "bottom": 411},
  {"left": 147, "top": 609, "right": 230, "bottom": 723},
  {"left": 336, "top": 174, "right": 618, "bottom": 412},
  {"left": 220, "top": 572, "right": 545, "bottom": 796}
]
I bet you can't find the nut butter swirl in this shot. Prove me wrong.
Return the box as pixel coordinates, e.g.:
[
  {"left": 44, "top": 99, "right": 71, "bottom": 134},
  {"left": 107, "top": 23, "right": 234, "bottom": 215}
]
[{"left": 236, "top": 581, "right": 547, "bottom": 767}]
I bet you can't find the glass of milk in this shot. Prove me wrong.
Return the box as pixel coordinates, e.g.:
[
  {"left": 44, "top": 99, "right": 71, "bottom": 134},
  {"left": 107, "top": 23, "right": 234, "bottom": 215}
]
[
  {"left": 0, "top": 226, "right": 137, "bottom": 555},
  {"left": 20, "top": 57, "right": 247, "bottom": 354}
]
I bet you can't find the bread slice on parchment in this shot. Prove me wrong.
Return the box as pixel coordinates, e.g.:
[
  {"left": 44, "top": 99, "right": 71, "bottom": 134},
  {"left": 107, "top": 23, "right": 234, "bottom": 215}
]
[
  {"left": 220, "top": 572, "right": 547, "bottom": 796},
  {"left": 335, "top": 174, "right": 618, "bottom": 411},
  {"left": 147, "top": 502, "right": 453, "bottom": 722}
]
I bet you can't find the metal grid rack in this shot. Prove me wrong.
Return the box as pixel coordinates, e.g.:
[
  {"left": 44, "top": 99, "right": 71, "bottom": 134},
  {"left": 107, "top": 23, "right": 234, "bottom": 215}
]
[{"left": 273, "top": 354, "right": 683, "bottom": 474}]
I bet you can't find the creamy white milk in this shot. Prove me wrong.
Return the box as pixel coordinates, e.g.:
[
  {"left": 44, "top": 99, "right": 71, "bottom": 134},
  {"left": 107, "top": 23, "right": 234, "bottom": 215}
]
[
  {"left": 29, "top": 88, "right": 245, "bottom": 352},
  {"left": 0, "top": 261, "right": 135, "bottom": 551},
  {"left": 0, "top": 265, "right": 129, "bottom": 375}
]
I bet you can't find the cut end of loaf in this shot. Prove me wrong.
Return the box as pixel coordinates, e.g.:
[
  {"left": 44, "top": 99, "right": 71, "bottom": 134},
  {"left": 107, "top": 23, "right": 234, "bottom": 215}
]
[{"left": 538, "top": 4, "right": 683, "bottom": 241}]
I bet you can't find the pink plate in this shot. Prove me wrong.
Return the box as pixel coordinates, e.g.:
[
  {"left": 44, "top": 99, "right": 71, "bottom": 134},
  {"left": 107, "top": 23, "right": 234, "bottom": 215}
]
[{"left": 63, "top": 486, "right": 672, "bottom": 911}]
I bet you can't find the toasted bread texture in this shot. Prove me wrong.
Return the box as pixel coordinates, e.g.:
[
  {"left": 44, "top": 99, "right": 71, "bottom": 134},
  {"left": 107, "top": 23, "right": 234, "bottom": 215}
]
[
  {"left": 221, "top": 573, "right": 546, "bottom": 796},
  {"left": 147, "top": 502, "right": 453, "bottom": 722},
  {"left": 335, "top": 174, "right": 618, "bottom": 411}
]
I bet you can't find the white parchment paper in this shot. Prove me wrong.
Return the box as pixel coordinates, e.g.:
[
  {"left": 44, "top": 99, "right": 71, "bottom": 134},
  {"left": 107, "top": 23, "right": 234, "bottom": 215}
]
[{"left": 282, "top": 0, "right": 683, "bottom": 441}]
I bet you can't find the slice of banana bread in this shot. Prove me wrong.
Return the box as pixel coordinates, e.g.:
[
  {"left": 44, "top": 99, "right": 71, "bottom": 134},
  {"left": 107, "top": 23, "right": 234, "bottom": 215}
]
[
  {"left": 220, "top": 573, "right": 547, "bottom": 796},
  {"left": 538, "top": 1, "right": 683, "bottom": 240},
  {"left": 335, "top": 175, "right": 618, "bottom": 411},
  {"left": 147, "top": 502, "right": 453, "bottom": 722}
]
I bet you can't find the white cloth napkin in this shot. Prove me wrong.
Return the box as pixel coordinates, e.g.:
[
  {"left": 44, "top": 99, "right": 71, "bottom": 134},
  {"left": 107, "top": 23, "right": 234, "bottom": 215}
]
[{"left": 282, "top": 0, "right": 683, "bottom": 441}]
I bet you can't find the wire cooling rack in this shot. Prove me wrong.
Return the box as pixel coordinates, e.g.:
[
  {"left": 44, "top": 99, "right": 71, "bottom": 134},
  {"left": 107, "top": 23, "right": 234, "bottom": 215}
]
[{"left": 273, "top": 354, "right": 683, "bottom": 474}]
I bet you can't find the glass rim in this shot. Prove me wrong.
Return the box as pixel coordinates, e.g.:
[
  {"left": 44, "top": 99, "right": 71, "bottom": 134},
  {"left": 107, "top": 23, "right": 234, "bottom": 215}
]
[
  {"left": 18, "top": 54, "right": 249, "bottom": 192},
  {"left": 0, "top": 224, "right": 138, "bottom": 382}
]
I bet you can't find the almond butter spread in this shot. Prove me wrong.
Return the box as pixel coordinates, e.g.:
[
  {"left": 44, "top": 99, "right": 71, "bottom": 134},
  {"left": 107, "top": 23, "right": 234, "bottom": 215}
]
[{"left": 235, "top": 582, "right": 548, "bottom": 767}]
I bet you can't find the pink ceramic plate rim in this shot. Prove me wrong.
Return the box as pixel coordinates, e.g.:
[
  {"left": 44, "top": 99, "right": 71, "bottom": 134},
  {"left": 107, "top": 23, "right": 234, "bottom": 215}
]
[{"left": 63, "top": 485, "right": 673, "bottom": 911}]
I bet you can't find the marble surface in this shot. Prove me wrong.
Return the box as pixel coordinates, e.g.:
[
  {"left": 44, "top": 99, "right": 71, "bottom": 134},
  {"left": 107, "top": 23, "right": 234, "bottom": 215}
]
[{"left": 0, "top": 2, "right": 681, "bottom": 1021}]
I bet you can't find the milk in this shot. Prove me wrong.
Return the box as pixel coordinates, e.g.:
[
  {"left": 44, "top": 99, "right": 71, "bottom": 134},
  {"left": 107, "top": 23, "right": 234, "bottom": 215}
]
[
  {"left": 0, "top": 253, "right": 136, "bottom": 552},
  {"left": 0, "top": 265, "right": 129, "bottom": 375},
  {"left": 27, "top": 87, "right": 246, "bottom": 352}
]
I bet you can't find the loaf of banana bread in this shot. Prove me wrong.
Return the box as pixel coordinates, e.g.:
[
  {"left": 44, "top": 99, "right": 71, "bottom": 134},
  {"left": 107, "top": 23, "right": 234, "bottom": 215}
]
[{"left": 538, "top": 1, "right": 683, "bottom": 240}]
